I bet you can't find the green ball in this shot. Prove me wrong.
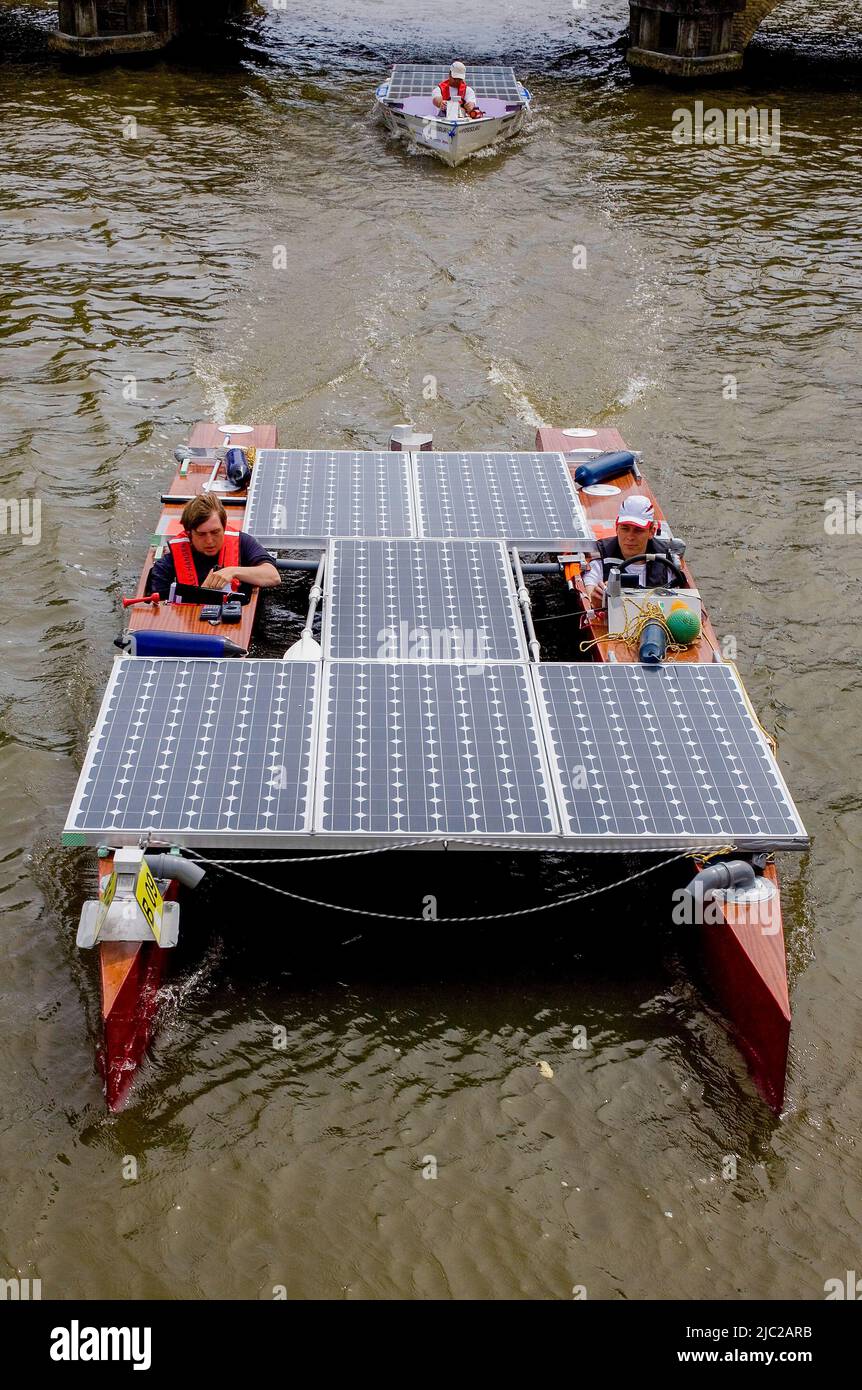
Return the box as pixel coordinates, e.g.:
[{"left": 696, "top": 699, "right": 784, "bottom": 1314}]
[{"left": 666, "top": 607, "right": 701, "bottom": 644}]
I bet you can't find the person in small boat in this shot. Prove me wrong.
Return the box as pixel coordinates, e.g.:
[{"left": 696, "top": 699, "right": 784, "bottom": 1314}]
[
  {"left": 147, "top": 493, "right": 280, "bottom": 599},
  {"left": 432, "top": 61, "right": 484, "bottom": 119},
  {"left": 583, "top": 494, "right": 684, "bottom": 609}
]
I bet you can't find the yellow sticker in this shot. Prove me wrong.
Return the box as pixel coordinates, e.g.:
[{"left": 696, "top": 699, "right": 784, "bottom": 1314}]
[
  {"left": 92, "top": 871, "right": 117, "bottom": 944},
  {"left": 135, "top": 861, "right": 164, "bottom": 945}
]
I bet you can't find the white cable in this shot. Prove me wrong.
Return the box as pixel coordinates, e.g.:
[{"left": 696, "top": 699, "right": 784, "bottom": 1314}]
[{"left": 194, "top": 851, "right": 695, "bottom": 923}]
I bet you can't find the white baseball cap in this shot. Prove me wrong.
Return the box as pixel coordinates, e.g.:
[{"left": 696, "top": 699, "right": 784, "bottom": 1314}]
[
  {"left": 616, "top": 494, "right": 654, "bottom": 528},
  {"left": 450, "top": 61, "right": 467, "bottom": 79}
]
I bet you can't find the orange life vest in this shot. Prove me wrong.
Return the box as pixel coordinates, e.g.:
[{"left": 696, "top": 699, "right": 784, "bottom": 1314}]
[
  {"left": 438, "top": 78, "right": 467, "bottom": 104},
  {"left": 169, "top": 529, "right": 240, "bottom": 586}
]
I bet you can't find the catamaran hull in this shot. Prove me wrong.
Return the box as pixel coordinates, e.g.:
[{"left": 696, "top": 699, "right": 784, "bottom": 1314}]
[
  {"left": 95, "top": 854, "right": 174, "bottom": 1110},
  {"left": 376, "top": 101, "right": 527, "bottom": 166},
  {"left": 535, "top": 422, "right": 796, "bottom": 1112},
  {"left": 99, "top": 940, "right": 168, "bottom": 1111},
  {"left": 698, "top": 862, "right": 790, "bottom": 1111}
]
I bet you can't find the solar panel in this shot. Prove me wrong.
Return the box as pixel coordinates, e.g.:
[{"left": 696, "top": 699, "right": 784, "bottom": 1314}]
[
  {"left": 324, "top": 539, "right": 526, "bottom": 661},
  {"left": 386, "top": 65, "right": 523, "bottom": 103},
  {"left": 317, "top": 662, "right": 557, "bottom": 836},
  {"left": 533, "top": 663, "right": 808, "bottom": 850},
  {"left": 415, "top": 452, "right": 595, "bottom": 549},
  {"left": 64, "top": 659, "right": 319, "bottom": 845},
  {"left": 243, "top": 450, "right": 414, "bottom": 547}
]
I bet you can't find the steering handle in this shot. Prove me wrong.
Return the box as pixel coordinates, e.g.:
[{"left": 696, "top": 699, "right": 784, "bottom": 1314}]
[{"left": 614, "top": 551, "right": 686, "bottom": 582}]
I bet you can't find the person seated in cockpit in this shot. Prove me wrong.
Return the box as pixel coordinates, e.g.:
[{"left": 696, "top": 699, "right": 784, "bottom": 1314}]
[
  {"left": 432, "top": 61, "right": 484, "bottom": 119},
  {"left": 583, "top": 494, "right": 685, "bottom": 610}
]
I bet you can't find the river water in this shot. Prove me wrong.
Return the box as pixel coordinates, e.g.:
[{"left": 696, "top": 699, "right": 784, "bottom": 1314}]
[{"left": 0, "top": 0, "right": 860, "bottom": 1301}]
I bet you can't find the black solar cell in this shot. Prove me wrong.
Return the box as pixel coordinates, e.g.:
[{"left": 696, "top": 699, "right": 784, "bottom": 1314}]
[
  {"left": 535, "top": 663, "right": 807, "bottom": 849},
  {"left": 325, "top": 539, "right": 526, "bottom": 661},
  {"left": 318, "top": 662, "right": 556, "bottom": 836},
  {"left": 386, "top": 65, "right": 523, "bottom": 103},
  {"left": 65, "top": 659, "right": 318, "bottom": 843},
  {"left": 243, "top": 450, "right": 414, "bottom": 547},
  {"left": 415, "top": 451, "right": 594, "bottom": 548}
]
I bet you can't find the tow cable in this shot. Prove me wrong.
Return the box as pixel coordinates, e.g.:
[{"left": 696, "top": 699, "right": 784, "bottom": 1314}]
[{"left": 182, "top": 846, "right": 729, "bottom": 923}]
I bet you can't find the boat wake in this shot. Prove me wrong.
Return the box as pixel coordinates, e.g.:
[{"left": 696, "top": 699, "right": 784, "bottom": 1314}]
[{"left": 487, "top": 363, "right": 546, "bottom": 430}]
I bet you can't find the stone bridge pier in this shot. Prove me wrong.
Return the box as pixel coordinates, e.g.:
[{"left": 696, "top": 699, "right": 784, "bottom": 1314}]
[
  {"left": 627, "top": 1, "right": 786, "bottom": 77},
  {"left": 50, "top": 1, "right": 248, "bottom": 57}
]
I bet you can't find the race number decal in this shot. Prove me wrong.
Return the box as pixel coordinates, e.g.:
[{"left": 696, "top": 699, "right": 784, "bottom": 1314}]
[
  {"left": 135, "top": 861, "right": 164, "bottom": 944},
  {"left": 92, "top": 871, "right": 117, "bottom": 944}
]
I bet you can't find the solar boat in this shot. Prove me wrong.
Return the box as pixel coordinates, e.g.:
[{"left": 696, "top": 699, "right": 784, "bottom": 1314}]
[
  {"left": 375, "top": 64, "right": 531, "bottom": 166},
  {"left": 63, "top": 424, "right": 808, "bottom": 1111}
]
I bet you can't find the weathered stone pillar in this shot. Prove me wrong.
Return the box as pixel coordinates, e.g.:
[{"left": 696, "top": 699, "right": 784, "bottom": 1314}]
[
  {"left": 51, "top": 0, "right": 251, "bottom": 58},
  {"left": 627, "top": 1, "right": 747, "bottom": 79},
  {"left": 51, "top": 0, "right": 183, "bottom": 57},
  {"left": 127, "top": 0, "right": 149, "bottom": 31},
  {"left": 62, "top": 1, "right": 98, "bottom": 38}
]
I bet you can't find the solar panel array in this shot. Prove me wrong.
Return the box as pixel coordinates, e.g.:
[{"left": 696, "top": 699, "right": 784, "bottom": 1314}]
[
  {"left": 243, "top": 449, "right": 595, "bottom": 550},
  {"left": 415, "top": 452, "right": 592, "bottom": 547},
  {"left": 243, "top": 451, "right": 414, "bottom": 547},
  {"left": 386, "top": 65, "right": 523, "bottom": 103},
  {"left": 324, "top": 539, "right": 526, "bottom": 661},
  {"left": 534, "top": 664, "right": 806, "bottom": 847},
  {"left": 66, "top": 659, "right": 318, "bottom": 842},
  {"left": 318, "top": 662, "right": 554, "bottom": 836},
  {"left": 64, "top": 657, "right": 807, "bottom": 850}
]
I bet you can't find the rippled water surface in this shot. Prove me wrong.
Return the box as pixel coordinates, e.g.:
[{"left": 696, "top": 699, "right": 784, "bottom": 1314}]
[{"left": 0, "top": 0, "right": 860, "bottom": 1300}]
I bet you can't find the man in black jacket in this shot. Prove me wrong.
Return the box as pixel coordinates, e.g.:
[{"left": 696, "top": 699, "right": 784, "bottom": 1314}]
[{"left": 583, "top": 494, "right": 683, "bottom": 610}]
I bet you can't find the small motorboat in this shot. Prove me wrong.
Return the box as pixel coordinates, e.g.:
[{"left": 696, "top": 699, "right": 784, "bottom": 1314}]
[{"left": 375, "top": 63, "right": 531, "bottom": 167}]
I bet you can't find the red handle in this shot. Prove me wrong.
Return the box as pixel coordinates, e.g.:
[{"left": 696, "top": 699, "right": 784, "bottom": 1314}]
[{"left": 122, "top": 594, "right": 160, "bottom": 608}]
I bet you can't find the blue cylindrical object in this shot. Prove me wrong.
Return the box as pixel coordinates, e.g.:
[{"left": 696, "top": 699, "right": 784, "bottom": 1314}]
[
  {"left": 129, "top": 631, "right": 245, "bottom": 658},
  {"left": 638, "top": 621, "right": 667, "bottom": 665},
  {"left": 225, "top": 447, "right": 251, "bottom": 488},
  {"left": 574, "top": 451, "right": 638, "bottom": 488}
]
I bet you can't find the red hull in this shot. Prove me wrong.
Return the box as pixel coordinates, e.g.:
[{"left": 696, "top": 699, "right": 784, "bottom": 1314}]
[
  {"left": 98, "top": 939, "right": 169, "bottom": 1111},
  {"left": 536, "top": 423, "right": 792, "bottom": 1110},
  {"left": 699, "top": 863, "right": 789, "bottom": 1110},
  {"left": 85, "top": 420, "right": 277, "bottom": 1110}
]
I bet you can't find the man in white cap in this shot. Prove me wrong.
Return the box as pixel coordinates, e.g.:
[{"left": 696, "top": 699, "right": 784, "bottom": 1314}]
[
  {"left": 432, "top": 61, "right": 483, "bottom": 118},
  {"left": 583, "top": 494, "right": 683, "bottom": 609}
]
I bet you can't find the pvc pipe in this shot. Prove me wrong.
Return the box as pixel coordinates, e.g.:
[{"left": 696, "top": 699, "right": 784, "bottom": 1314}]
[
  {"left": 511, "top": 548, "right": 541, "bottom": 662},
  {"left": 145, "top": 854, "right": 206, "bottom": 890}
]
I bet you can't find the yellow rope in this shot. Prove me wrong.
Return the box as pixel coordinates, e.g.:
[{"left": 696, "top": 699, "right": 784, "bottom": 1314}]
[
  {"left": 693, "top": 844, "right": 737, "bottom": 864},
  {"left": 724, "top": 661, "right": 779, "bottom": 755},
  {"left": 580, "top": 599, "right": 695, "bottom": 657}
]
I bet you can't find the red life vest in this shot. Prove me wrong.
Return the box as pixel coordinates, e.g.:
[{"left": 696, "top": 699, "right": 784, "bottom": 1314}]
[
  {"left": 438, "top": 78, "right": 467, "bottom": 104},
  {"left": 170, "top": 529, "right": 240, "bottom": 585}
]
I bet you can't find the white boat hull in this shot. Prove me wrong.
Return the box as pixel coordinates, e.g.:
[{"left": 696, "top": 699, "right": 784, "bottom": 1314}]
[{"left": 376, "top": 99, "right": 528, "bottom": 167}]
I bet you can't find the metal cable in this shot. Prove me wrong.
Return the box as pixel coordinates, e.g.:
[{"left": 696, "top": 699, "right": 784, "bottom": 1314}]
[
  {"left": 185, "top": 839, "right": 729, "bottom": 867},
  {"left": 192, "top": 850, "right": 697, "bottom": 922}
]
